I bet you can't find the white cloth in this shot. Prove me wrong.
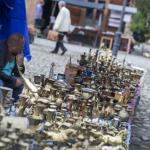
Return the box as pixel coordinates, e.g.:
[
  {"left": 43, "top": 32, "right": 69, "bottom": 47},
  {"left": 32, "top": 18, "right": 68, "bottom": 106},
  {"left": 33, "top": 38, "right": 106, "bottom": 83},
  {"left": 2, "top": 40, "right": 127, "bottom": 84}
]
[
  {"left": 54, "top": 7, "right": 71, "bottom": 32},
  {"left": 109, "top": 10, "right": 132, "bottom": 23}
]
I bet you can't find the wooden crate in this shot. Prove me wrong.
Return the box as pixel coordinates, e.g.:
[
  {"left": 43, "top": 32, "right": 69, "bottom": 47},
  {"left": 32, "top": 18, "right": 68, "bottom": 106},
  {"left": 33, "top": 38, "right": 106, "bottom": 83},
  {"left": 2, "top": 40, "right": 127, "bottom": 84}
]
[
  {"left": 115, "top": 93, "right": 125, "bottom": 104},
  {"left": 64, "top": 63, "right": 78, "bottom": 77},
  {"left": 64, "top": 62, "right": 79, "bottom": 86}
]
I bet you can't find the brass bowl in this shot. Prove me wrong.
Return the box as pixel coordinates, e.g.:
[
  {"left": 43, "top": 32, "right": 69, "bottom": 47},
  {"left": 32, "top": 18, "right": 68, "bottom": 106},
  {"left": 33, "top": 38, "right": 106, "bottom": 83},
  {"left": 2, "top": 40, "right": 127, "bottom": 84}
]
[
  {"left": 34, "top": 76, "right": 41, "bottom": 84},
  {"left": 28, "top": 115, "right": 42, "bottom": 126},
  {"left": 80, "top": 93, "right": 91, "bottom": 100}
]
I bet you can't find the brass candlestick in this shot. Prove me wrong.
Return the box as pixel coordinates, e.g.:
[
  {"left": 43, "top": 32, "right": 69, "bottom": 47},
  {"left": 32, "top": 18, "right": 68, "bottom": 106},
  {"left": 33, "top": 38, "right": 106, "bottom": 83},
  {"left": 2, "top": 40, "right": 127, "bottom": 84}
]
[
  {"left": 48, "top": 88, "right": 57, "bottom": 102},
  {"left": 40, "top": 74, "right": 45, "bottom": 87},
  {"left": 78, "top": 126, "right": 86, "bottom": 141},
  {"left": 44, "top": 109, "right": 55, "bottom": 129},
  {"left": 34, "top": 76, "right": 41, "bottom": 85},
  {"left": 0, "top": 87, "right": 13, "bottom": 114},
  {"left": 7, "top": 98, "right": 14, "bottom": 116},
  {"left": 45, "top": 78, "right": 55, "bottom": 89},
  {"left": 15, "top": 95, "right": 28, "bottom": 117}
]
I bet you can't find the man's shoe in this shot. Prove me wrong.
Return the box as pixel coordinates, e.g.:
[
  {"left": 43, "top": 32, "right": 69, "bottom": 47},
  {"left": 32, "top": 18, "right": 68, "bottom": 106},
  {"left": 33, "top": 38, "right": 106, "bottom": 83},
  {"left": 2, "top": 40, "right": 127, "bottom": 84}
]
[
  {"left": 61, "top": 49, "right": 67, "bottom": 55},
  {"left": 50, "top": 50, "right": 57, "bottom": 54}
]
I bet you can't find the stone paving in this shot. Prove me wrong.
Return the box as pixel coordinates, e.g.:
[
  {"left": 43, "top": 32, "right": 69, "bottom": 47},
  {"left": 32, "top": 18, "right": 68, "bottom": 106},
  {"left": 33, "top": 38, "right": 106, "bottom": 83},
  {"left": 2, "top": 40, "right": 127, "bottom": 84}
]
[
  {"left": 23, "top": 44, "right": 84, "bottom": 81},
  {"left": 33, "top": 38, "right": 150, "bottom": 71},
  {"left": 129, "top": 72, "right": 150, "bottom": 150}
]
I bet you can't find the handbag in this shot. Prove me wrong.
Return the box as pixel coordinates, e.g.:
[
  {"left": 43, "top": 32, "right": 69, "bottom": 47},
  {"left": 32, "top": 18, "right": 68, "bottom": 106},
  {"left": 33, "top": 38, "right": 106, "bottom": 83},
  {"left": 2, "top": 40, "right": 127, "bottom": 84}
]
[{"left": 47, "top": 30, "right": 58, "bottom": 42}]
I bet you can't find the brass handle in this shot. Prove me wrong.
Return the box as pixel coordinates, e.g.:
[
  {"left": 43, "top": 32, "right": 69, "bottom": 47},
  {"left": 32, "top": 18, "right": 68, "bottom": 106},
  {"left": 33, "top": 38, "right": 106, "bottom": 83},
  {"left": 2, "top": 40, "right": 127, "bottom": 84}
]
[
  {"left": 90, "top": 100, "right": 94, "bottom": 119},
  {"left": 68, "top": 99, "right": 73, "bottom": 114},
  {"left": 80, "top": 100, "right": 86, "bottom": 116}
]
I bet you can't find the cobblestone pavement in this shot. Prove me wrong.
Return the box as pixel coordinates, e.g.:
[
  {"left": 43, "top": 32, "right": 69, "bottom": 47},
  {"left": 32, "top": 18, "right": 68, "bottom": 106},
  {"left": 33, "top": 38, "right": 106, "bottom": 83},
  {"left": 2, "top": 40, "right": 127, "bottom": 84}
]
[
  {"left": 24, "top": 44, "right": 83, "bottom": 81},
  {"left": 130, "top": 72, "right": 150, "bottom": 150},
  {"left": 33, "top": 38, "right": 150, "bottom": 71}
]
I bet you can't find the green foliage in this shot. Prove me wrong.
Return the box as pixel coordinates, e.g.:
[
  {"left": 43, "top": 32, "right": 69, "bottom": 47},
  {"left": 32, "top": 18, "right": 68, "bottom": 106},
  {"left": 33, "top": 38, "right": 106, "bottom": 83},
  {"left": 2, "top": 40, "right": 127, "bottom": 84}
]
[
  {"left": 136, "top": 0, "right": 150, "bottom": 12},
  {"left": 131, "top": 6, "right": 150, "bottom": 42},
  {"left": 144, "top": 26, "right": 150, "bottom": 40}
]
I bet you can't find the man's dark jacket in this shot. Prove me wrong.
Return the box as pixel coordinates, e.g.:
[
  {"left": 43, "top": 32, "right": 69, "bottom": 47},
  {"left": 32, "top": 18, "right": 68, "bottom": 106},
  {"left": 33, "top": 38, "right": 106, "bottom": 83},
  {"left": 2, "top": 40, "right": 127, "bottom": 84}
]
[{"left": 0, "top": 39, "right": 25, "bottom": 85}]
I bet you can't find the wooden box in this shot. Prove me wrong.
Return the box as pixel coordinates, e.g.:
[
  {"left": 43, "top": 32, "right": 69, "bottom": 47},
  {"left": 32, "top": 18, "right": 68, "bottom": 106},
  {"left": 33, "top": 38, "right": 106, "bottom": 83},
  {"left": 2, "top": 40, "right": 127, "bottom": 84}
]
[
  {"left": 64, "top": 63, "right": 78, "bottom": 77},
  {"left": 102, "top": 90, "right": 112, "bottom": 97},
  {"left": 115, "top": 93, "right": 125, "bottom": 104},
  {"left": 115, "top": 88, "right": 130, "bottom": 104},
  {"left": 64, "top": 63, "right": 79, "bottom": 86},
  {"left": 84, "top": 76, "right": 92, "bottom": 83}
]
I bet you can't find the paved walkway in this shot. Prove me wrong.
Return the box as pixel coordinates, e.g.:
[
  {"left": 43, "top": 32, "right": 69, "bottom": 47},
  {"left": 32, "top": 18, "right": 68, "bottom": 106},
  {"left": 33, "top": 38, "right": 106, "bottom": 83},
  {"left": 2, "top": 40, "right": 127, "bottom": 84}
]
[
  {"left": 32, "top": 38, "right": 150, "bottom": 71},
  {"left": 130, "top": 72, "right": 150, "bottom": 150}
]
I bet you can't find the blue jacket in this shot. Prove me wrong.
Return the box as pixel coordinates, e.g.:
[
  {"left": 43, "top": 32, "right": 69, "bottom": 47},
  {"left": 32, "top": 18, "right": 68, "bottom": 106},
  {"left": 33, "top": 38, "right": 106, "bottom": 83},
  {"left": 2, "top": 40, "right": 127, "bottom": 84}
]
[{"left": 0, "top": 0, "right": 31, "bottom": 61}]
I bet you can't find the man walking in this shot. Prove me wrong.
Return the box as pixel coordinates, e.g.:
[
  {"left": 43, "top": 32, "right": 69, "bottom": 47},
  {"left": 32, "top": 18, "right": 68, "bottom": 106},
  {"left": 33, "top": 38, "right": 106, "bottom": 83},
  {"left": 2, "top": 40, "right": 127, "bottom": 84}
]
[
  {"left": 34, "top": 0, "right": 45, "bottom": 29},
  {"left": 51, "top": 1, "right": 71, "bottom": 55},
  {"left": 0, "top": 33, "right": 25, "bottom": 103}
]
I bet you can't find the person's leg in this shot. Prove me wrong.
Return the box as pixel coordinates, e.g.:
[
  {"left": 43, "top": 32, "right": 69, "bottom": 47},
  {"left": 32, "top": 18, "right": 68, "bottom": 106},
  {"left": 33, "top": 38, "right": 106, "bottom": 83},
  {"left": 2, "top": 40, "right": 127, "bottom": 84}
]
[
  {"left": 35, "top": 19, "right": 39, "bottom": 28},
  {"left": 35, "top": 19, "right": 41, "bottom": 29},
  {"left": 37, "top": 19, "right": 42, "bottom": 28},
  {"left": 4, "top": 77, "right": 24, "bottom": 103},
  {"left": 51, "top": 41, "right": 59, "bottom": 54},
  {"left": 0, "top": 79, "right": 4, "bottom": 102},
  {"left": 51, "top": 33, "right": 63, "bottom": 54},
  {"left": 59, "top": 32, "right": 67, "bottom": 55}
]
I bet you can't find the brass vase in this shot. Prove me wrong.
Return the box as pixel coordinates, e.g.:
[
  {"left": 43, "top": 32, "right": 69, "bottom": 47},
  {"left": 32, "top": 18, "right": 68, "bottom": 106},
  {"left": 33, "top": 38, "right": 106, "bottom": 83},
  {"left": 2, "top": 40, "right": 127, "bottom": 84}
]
[
  {"left": 44, "top": 109, "right": 56, "bottom": 129},
  {"left": 57, "top": 89, "right": 65, "bottom": 103},
  {"left": 73, "top": 84, "right": 81, "bottom": 93},
  {"left": 28, "top": 115, "right": 42, "bottom": 126},
  {"left": 38, "top": 97, "right": 50, "bottom": 106},
  {"left": 15, "top": 95, "right": 28, "bottom": 117},
  {"left": 33, "top": 104, "right": 45, "bottom": 118},
  {"left": 118, "top": 104, "right": 130, "bottom": 122},
  {"left": 92, "top": 96, "right": 99, "bottom": 119},
  {"left": 0, "top": 142, "right": 5, "bottom": 149},
  {"left": 83, "top": 106, "right": 90, "bottom": 118},
  {"left": 1, "top": 137, "right": 11, "bottom": 148},
  {"left": 61, "top": 109, "right": 67, "bottom": 118},
  {"left": 78, "top": 126, "right": 86, "bottom": 140},
  {"left": 48, "top": 88, "right": 57, "bottom": 102},
  {"left": 46, "top": 109, "right": 55, "bottom": 123},
  {"left": 34, "top": 76, "right": 41, "bottom": 85},
  {"left": 89, "top": 131, "right": 95, "bottom": 143},
  {"left": 6, "top": 98, "right": 14, "bottom": 116},
  {"left": 72, "top": 110, "right": 80, "bottom": 117},
  {"left": 101, "top": 126, "right": 107, "bottom": 135},
  {"left": 0, "top": 87, "right": 12, "bottom": 113},
  {"left": 41, "top": 88, "right": 50, "bottom": 97},
  {"left": 100, "top": 101, "right": 106, "bottom": 119},
  {"left": 90, "top": 123, "right": 97, "bottom": 132},
  {"left": 45, "top": 78, "right": 55, "bottom": 89},
  {"left": 114, "top": 104, "right": 122, "bottom": 111},
  {"left": 66, "top": 118, "right": 74, "bottom": 124},
  {"left": 105, "top": 101, "right": 115, "bottom": 120},
  {"left": 104, "top": 120, "right": 109, "bottom": 128}
]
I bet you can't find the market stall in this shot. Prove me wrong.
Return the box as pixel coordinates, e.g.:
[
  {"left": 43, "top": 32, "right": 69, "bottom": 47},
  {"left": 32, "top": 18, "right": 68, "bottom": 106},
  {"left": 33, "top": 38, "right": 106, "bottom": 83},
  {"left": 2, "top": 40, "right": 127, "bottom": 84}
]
[{"left": 0, "top": 44, "right": 144, "bottom": 150}]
